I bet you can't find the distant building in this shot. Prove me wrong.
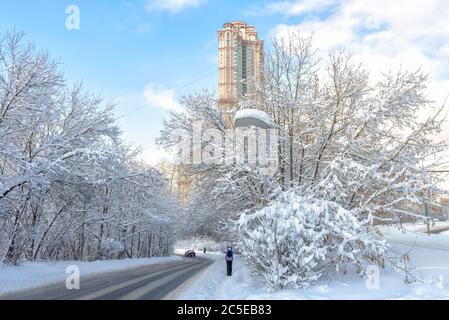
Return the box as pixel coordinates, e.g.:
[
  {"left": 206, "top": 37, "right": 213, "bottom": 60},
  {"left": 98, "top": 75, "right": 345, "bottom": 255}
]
[
  {"left": 177, "top": 164, "right": 192, "bottom": 205},
  {"left": 218, "top": 21, "right": 264, "bottom": 109}
]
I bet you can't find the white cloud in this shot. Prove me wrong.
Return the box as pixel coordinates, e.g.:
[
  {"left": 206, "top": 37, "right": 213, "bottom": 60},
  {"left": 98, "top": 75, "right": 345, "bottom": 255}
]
[
  {"left": 269, "top": 0, "right": 449, "bottom": 189},
  {"left": 117, "top": 84, "right": 182, "bottom": 114},
  {"left": 141, "top": 145, "right": 174, "bottom": 166},
  {"left": 114, "top": 85, "right": 180, "bottom": 166},
  {"left": 146, "top": 0, "right": 207, "bottom": 13},
  {"left": 143, "top": 84, "right": 183, "bottom": 113},
  {"left": 270, "top": 0, "right": 449, "bottom": 105}
]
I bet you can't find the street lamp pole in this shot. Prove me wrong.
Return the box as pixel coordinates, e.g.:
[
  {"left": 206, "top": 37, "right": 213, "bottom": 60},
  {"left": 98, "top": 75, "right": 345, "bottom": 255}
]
[{"left": 233, "top": 109, "right": 274, "bottom": 203}]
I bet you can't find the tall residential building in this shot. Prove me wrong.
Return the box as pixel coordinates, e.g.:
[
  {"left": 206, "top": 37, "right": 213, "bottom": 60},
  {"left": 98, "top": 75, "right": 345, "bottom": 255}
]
[
  {"left": 218, "top": 21, "right": 264, "bottom": 108},
  {"left": 176, "top": 22, "right": 264, "bottom": 204}
]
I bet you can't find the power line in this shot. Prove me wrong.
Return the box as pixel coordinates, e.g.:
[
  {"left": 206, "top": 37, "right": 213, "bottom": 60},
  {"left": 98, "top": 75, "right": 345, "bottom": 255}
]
[{"left": 114, "top": 70, "right": 217, "bottom": 122}]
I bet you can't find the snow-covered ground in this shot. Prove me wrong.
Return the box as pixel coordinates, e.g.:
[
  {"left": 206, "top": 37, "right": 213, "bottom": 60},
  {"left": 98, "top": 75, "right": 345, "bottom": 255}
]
[
  {"left": 0, "top": 256, "right": 181, "bottom": 296},
  {"left": 381, "top": 221, "right": 449, "bottom": 251},
  {"left": 179, "top": 223, "right": 449, "bottom": 300},
  {"left": 3, "top": 222, "right": 449, "bottom": 300}
]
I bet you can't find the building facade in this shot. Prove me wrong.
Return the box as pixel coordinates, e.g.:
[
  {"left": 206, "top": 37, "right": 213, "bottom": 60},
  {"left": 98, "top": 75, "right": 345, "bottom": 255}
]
[
  {"left": 177, "top": 164, "right": 192, "bottom": 204},
  {"left": 218, "top": 21, "right": 264, "bottom": 108}
]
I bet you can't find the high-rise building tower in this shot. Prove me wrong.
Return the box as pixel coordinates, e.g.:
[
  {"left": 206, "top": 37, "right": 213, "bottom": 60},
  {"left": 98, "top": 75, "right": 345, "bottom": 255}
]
[
  {"left": 218, "top": 21, "right": 264, "bottom": 108},
  {"left": 176, "top": 22, "right": 264, "bottom": 204}
]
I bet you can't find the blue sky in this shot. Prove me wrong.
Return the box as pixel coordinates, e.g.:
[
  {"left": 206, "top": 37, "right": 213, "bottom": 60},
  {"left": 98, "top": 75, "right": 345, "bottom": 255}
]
[
  {"left": 0, "top": 0, "right": 296, "bottom": 162},
  {"left": 1, "top": 0, "right": 448, "bottom": 163}
]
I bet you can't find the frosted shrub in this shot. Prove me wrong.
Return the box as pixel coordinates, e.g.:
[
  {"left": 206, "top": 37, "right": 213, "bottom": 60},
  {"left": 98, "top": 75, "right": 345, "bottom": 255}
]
[
  {"left": 237, "top": 191, "right": 387, "bottom": 290},
  {"left": 98, "top": 239, "right": 125, "bottom": 260}
]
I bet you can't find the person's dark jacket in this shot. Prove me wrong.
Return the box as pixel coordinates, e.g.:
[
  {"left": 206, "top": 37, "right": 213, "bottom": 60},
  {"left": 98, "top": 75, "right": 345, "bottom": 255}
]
[{"left": 226, "top": 248, "right": 233, "bottom": 261}]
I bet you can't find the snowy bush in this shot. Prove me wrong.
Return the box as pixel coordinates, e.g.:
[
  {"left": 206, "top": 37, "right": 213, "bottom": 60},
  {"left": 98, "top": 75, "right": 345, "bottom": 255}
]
[
  {"left": 238, "top": 191, "right": 387, "bottom": 290},
  {"left": 97, "top": 239, "right": 125, "bottom": 260}
]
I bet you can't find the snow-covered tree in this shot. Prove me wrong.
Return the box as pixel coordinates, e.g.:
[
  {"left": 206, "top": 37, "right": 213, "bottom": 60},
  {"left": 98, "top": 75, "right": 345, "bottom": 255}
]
[
  {"left": 242, "top": 32, "right": 447, "bottom": 224},
  {"left": 159, "top": 31, "right": 447, "bottom": 288},
  {"left": 158, "top": 91, "right": 276, "bottom": 239},
  {"left": 0, "top": 31, "right": 180, "bottom": 264}
]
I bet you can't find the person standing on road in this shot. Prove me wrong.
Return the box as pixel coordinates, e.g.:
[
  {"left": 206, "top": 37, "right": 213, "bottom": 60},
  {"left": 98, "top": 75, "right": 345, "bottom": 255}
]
[
  {"left": 204, "top": 247, "right": 207, "bottom": 254},
  {"left": 225, "top": 246, "right": 233, "bottom": 276}
]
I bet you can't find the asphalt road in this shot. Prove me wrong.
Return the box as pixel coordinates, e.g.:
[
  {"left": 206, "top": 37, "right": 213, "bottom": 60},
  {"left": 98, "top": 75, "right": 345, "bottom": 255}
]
[{"left": 1, "top": 257, "right": 212, "bottom": 300}]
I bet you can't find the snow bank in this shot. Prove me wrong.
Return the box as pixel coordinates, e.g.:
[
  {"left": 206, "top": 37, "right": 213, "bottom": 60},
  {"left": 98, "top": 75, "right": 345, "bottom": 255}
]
[
  {"left": 386, "top": 221, "right": 449, "bottom": 234},
  {"left": 380, "top": 223, "right": 449, "bottom": 251},
  {"left": 178, "top": 254, "right": 267, "bottom": 300},
  {"left": 0, "top": 256, "right": 182, "bottom": 296}
]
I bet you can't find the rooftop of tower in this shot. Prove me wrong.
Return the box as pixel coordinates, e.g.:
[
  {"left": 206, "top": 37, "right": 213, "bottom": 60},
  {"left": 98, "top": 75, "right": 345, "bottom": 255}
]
[
  {"left": 220, "top": 21, "right": 254, "bottom": 29},
  {"left": 218, "top": 21, "right": 263, "bottom": 40},
  {"left": 229, "top": 21, "right": 247, "bottom": 25}
]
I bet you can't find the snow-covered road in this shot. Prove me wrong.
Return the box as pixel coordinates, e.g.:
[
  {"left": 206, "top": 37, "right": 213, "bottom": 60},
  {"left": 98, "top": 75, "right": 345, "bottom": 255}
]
[{"left": 0, "top": 256, "right": 212, "bottom": 300}]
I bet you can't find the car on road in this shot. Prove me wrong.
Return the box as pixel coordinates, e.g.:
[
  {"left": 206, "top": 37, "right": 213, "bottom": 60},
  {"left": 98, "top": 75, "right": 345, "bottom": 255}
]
[{"left": 184, "top": 250, "right": 196, "bottom": 258}]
